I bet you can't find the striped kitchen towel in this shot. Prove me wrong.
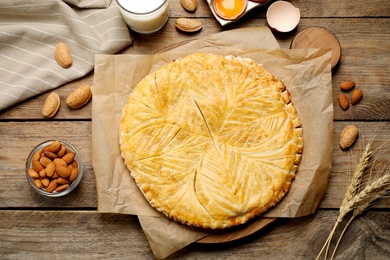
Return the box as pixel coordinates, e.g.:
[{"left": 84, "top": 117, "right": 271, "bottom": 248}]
[{"left": 0, "top": 0, "right": 132, "bottom": 111}]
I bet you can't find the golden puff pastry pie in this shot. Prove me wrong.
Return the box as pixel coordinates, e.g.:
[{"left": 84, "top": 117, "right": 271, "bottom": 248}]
[{"left": 120, "top": 53, "right": 303, "bottom": 229}]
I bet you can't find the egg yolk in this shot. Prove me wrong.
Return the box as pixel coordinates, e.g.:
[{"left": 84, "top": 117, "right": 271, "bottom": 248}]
[{"left": 214, "top": 0, "right": 246, "bottom": 20}]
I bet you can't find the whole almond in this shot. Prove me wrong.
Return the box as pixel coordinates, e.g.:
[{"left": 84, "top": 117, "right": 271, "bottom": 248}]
[
  {"left": 41, "top": 178, "right": 50, "bottom": 187},
  {"left": 42, "top": 92, "right": 60, "bottom": 118},
  {"left": 32, "top": 151, "right": 41, "bottom": 162},
  {"left": 72, "top": 160, "right": 78, "bottom": 169},
  {"left": 69, "top": 168, "right": 79, "bottom": 182},
  {"left": 39, "top": 157, "right": 52, "bottom": 168},
  {"left": 54, "top": 42, "right": 72, "bottom": 68},
  {"left": 32, "top": 160, "right": 45, "bottom": 173},
  {"left": 176, "top": 18, "right": 202, "bottom": 33},
  {"left": 56, "top": 165, "right": 71, "bottom": 178},
  {"left": 181, "top": 0, "right": 197, "bottom": 11},
  {"left": 340, "top": 81, "right": 355, "bottom": 91},
  {"left": 43, "top": 151, "right": 58, "bottom": 160},
  {"left": 54, "top": 158, "right": 67, "bottom": 167},
  {"left": 45, "top": 162, "right": 56, "bottom": 178},
  {"left": 28, "top": 169, "right": 40, "bottom": 179},
  {"left": 34, "top": 179, "right": 43, "bottom": 189},
  {"left": 55, "top": 184, "right": 69, "bottom": 192},
  {"left": 66, "top": 84, "right": 92, "bottom": 109},
  {"left": 42, "top": 145, "right": 51, "bottom": 153},
  {"left": 57, "top": 145, "right": 67, "bottom": 157},
  {"left": 67, "top": 164, "right": 74, "bottom": 172},
  {"left": 39, "top": 169, "right": 47, "bottom": 178},
  {"left": 62, "top": 152, "right": 75, "bottom": 165},
  {"left": 57, "top": 177, "right": 70, "bottom": 185},
  {"left": 46, "top": 179, "right": 58, "bottom": 193},
  {"left": 351, "top": 89, "right": 363, "bottom": 104},
  {"left": 49, "top": 140, "right": 61, "bottom": 153},
  {"left": 340, "top": 125, "right": 359, "bottom": 149},
  {"left": 338, "top": 92, "right": 349, "bottom": 110}
]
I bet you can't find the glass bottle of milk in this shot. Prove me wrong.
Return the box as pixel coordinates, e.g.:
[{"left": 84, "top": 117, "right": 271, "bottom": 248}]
[{"left": 116, "top": 0, "right": 170, "bottom": 34}]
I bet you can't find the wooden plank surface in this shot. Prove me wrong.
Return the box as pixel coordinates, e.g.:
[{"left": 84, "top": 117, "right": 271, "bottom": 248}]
[
  {"left": 0, "top": 210, "right": 389, "bottom": 259},
  {"left": 1, "top": 0, "right": 389, "bottom": 259}
]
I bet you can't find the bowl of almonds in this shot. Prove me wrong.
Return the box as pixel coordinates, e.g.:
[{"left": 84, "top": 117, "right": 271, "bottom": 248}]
[{"left": 25, "top": 140, "right": 83, "bottom": 197}]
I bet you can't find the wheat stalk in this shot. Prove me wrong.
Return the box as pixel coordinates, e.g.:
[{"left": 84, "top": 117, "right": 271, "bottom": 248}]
[
  {"left": 330, "top": 170, "right": 390, "bottom": 260},
  {"left": 338, "top": 143, "right": 372, "bottom": 221},
  {"left": 316, "top": 143, "right": 372, "bottom": 260}
]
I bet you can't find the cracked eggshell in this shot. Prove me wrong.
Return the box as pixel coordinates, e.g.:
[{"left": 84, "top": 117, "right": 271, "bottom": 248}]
[{"left": 266, "top": 1, "right": 300, "bottom": 33}]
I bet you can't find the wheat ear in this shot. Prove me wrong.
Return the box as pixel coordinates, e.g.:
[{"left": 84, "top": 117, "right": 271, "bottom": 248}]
[
  {"left": 316, "top": 143, "right": 372, "bottom": 260},
  {"left": 339, "top": 171, "right": 390, "bottom": 218},
  {"left": 330, "top": 170, "right": 390, "bottom": 260},
  {"left": 338, "top": 143, "right": 372, "bottom": 221}
]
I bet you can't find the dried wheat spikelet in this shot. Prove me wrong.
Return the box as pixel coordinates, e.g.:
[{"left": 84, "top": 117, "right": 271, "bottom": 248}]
[{"left": 317, "top": 140, "right": 390, "bottom": 260}]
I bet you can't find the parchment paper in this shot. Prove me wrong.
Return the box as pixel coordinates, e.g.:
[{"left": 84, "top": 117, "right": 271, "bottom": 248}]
[{"left": 91, "top": 26, "right": 333, "bottom": 259}]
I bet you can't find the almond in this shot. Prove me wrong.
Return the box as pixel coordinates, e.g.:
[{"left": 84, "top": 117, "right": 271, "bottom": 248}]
[
  {"left": 54, "top": 158, "right": 67, "bottom": 167},
  {"left": 69, "top": 168, "right": 79, "bottom": 182},
  {"left": 54, "top": 42, "right": 72, "bottom": 68},
  {"left": 28, "top": 169, "right": 40, "bottom": 179},
  {"left": 62, "top": 152, "right": 75, "bottom": 165},
  {"left": 41, "top": 178, "right": 50, "bottom": 187},
  {"left": 351, "top": 89, "right": 363, "bottom": 105},
  {"left": 42, "top": 145, "right": 51, "bottom": 153},
  {"left": 176, "top": 18, "right": 202, "bottom": 33},
  {"left": 55, "top": 184, "right": 69, "bottom": 192},
  {"left": 49, "top": 140, "right": 61, "bottom": 153},
  {"left": 42, "top": 92, "right": 60, "bottom": 118},
  {"left": 72, "top": 160, "right": 78, "bottom": 169},
  {"left": 34, "top": 179, "right": 43, "bottom": 189},
  {"left": 39, "top": 157, "right": 52, "bottom": 168},
  {"left": 46, "top": 179, "right": 58, "bottom": 193},
  {"left": 338, "top": 92, "right": 349, "bottom": 110},
  {"left": 32, "top": 151, "right": 41, "bottom": 162},
  {"left": 56, "top": 165, "right": 71, "bottom": 178},
  {"left": 67, "top": 164, "right": 74, "bottom": 172},
  {"left": 57, "top": 145, "right": 67, "bottom": 157},
  {"left": 32, "top": 160, "right": 45, "bottom": 173},
  {"left": 43, "top": 151, "right": 58, "bottom": 160},
  {"left": 57, "top": 177, "right": 70, "bottom": 185},
  {"left": 340, "top": 81, "right": 355, "bottom": 91},
  {"left": 45, "top": 162, "right": 56, "bottom": 178},
  {"left": 181, "top": 0, "right": 197, "bottom": 12},
  {"left": 340, "top": 125, "right": 359, "bottom": 149},
  {"left": 39, "top": 169, "right": 47, "bottom": 178},
  {"left": 66, "top": 84, "right": 92, "bottom": 109}
]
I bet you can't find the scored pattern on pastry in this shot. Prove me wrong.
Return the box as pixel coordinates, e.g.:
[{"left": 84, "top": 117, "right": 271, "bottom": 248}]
[{"left": 120, "top": 53, "right": 303, "bottom": 229}]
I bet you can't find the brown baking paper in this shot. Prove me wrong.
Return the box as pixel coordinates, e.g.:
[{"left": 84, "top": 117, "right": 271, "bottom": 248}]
[{"left": 91, "top": 26, "right": 333, "bottom": 259}]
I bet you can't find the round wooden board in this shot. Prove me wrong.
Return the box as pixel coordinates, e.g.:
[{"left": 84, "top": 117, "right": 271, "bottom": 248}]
[
  {"left": 197, "top": 217, "right": 276, "bottom": 244},
  {"left": 290, "top": 26, "right": 341, "bottom": 68}
]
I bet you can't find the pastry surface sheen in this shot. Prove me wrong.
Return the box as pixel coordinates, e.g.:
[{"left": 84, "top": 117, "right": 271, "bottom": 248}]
[{"left": 120, "top": 53, "right": 303, "bottom": 229}]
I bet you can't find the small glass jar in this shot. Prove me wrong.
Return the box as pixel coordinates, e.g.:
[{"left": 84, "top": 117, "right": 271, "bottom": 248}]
[
  {"left": 116, "top": 0, "right": 170, "bottom": 34},
  {"left": 25, "top": 140, "right": 83, "bottom": 197}
]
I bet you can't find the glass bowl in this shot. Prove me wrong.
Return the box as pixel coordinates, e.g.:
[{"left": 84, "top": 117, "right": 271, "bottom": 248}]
[{"left": 25, "top": 140, "right": 83, "bottom": 197}]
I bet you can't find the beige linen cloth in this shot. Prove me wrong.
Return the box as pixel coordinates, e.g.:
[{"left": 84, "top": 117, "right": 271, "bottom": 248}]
[{"left": 0, "top": 0, "right": 132, "bottom": 111}]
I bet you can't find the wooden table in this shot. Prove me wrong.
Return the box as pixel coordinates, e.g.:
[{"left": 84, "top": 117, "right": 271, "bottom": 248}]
[{"left": 1, "top": 1, "right": 389, "bottom": 259}]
